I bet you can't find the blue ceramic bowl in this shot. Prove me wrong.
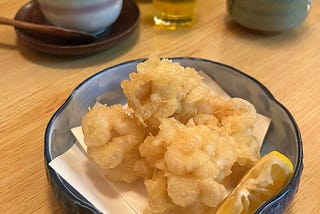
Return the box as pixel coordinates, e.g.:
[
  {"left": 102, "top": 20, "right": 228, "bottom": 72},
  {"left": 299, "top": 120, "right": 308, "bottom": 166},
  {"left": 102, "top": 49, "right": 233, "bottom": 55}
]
[
  {"left": 44, "top": 58, "right": 303, "bottom": 213},
  {"left": 227, "top": 0, "right": 312, "bottom": 32}
]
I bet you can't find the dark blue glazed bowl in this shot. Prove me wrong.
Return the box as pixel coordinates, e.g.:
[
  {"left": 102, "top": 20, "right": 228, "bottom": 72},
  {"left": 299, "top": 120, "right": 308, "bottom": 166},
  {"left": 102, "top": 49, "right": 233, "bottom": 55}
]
[{"left": 44, "top": 58, "right": 303, "bottom": 213}]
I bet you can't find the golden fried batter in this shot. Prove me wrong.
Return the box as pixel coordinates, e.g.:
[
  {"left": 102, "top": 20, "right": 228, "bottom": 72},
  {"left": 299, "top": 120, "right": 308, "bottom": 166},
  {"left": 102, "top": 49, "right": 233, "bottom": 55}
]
[
  {"left": 81, "top": 57, "right": 261, "bottom": 213},
  {"left": 82, "top": 105, "right": 145, "bottom": 183},
  {"left": 140, "top": 118, "right": 258, "bottom": 213},
  {"left": 121, "top": 55, "right": 212, "bottom": 133}
]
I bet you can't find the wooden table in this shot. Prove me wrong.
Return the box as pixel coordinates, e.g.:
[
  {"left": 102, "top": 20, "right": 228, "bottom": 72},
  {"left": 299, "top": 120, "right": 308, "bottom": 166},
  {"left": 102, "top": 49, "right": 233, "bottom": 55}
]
[{"left": 1, "top": 0, "right": 319, "bottom": 213}]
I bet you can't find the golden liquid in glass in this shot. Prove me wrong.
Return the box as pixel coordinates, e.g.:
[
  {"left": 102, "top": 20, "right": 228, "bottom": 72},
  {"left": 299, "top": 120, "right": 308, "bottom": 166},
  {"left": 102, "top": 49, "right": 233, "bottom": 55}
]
[{"left": 153, "top": 0, "right": 197, "bottom": 29}]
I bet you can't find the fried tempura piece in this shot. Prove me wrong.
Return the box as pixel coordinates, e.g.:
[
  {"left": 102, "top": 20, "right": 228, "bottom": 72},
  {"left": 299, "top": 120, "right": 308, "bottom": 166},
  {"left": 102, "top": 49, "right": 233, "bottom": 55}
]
[
  {"left": 121, "top": 56, "right": 212, "bottom": 133},
  {"left": 190, "top": 96, "right": 260, "bottom": 167},
  {"left": 144, "top": 171, "right": 176, "bottom": 214},
  {"left": 199, "top": 96, "right": 258, "bottom": 134},
  {"left": 144, "top": 172, "right": 219, "bottom": 214},
  {"left": 140, "top": 118, "right": 252, "bottom": 213},
  {"left": 81, "top": 105, "right": 145, "bottom": 183},
  {"left": 81, "top": 57, "right": 262, "bottom": 213}
]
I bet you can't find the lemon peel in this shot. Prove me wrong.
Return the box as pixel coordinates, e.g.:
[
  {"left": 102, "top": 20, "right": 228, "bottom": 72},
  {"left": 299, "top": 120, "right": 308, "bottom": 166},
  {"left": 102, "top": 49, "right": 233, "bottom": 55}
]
[{"left": 216, "top": 151, "right": 293, "bottom": 214}]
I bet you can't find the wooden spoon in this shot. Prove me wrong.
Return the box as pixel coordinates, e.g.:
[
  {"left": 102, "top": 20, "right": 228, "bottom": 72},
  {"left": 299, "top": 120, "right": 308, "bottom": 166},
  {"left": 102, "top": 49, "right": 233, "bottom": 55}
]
[{"left": 0, "top": 16, "right": 97, "bottom": 44}]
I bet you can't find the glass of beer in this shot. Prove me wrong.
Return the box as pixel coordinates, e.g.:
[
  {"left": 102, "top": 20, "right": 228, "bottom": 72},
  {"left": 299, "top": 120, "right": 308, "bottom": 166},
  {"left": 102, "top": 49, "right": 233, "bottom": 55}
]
[{"left": 153, "top": 0, "right": 197, "bottom": 29}]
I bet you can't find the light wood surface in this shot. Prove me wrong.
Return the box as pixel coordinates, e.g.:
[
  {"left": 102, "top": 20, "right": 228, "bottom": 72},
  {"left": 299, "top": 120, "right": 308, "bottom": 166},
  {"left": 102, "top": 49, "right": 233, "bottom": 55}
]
[{"left": 1, "top": 0, "right": 319, "bottom": 213}]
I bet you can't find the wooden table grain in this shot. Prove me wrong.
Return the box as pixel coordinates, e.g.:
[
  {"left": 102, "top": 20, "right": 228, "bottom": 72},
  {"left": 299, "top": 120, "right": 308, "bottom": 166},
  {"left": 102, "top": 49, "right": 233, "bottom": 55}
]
[{"left": 1, "top": 0, "right": 319, "bottom": 213}]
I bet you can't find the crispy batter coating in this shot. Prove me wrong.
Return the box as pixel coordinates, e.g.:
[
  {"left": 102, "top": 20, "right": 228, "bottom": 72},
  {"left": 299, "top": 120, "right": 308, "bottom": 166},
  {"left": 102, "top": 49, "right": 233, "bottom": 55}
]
[
  {"left": 121, "top": 55, "right": 212, "bottom": 133},
  {"left": 199, "top": 96, "right": 258, "bottom": 134},
  {"left": 144, "top": 171, "right": 216, "bottom": 214},
  {"left": 81, "top": 57, "right": 261, "bottom": 213},
  {"left": 140, "top": 118, "right": 255, "bottom": 213},
  {"left": 81, "top": 105, "right": 145, "bottom": 183}
]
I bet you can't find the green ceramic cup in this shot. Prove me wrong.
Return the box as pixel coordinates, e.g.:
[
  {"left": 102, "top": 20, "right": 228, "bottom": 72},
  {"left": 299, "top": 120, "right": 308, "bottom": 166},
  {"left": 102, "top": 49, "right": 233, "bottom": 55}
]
[{"left": 227, "top": 0, "right": 311, "bottom": 32}]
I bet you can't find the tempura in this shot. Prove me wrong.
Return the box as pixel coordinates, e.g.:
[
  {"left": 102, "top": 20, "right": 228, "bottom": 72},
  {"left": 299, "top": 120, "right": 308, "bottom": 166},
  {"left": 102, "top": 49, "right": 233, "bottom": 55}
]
[{"left": 82, "top": 56, "right": 261, "bottom": 213}]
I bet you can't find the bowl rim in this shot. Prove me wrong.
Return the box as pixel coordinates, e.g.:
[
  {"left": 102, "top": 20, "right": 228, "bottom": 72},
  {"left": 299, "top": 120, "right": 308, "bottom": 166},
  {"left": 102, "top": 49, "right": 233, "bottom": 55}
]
[{"left": 44, "top": 57, "right": 303, "bottom": 213}]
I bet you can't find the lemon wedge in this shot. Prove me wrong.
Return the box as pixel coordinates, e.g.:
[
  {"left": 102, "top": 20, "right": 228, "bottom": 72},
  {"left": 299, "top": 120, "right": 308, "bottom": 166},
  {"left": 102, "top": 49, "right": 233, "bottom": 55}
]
[{"left": 216, "top": 151, "right": 294, "bottom": 214}]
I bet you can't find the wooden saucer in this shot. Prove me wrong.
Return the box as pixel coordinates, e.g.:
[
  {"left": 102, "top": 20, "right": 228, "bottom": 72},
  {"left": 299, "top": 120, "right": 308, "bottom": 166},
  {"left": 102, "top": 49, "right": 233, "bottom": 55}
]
[{"left": 14, "top": 0, "right": 140, "bottom": 56}]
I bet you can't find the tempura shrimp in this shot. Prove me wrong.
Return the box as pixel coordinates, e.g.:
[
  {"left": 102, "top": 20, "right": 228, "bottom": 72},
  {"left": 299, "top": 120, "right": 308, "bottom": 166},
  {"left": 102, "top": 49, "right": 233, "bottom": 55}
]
[{"left": 82, "top": 104, "right": 145, "bottom": 183}]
